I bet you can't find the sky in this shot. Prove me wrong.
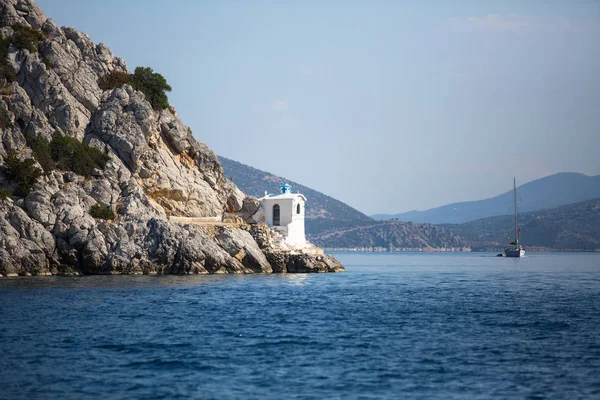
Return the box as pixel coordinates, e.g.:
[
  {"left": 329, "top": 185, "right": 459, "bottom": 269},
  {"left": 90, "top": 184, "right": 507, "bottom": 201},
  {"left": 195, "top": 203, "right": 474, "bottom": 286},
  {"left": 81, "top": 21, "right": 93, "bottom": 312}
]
[{"left": 36, "top": 0, "right": 600, "bottom": 215}]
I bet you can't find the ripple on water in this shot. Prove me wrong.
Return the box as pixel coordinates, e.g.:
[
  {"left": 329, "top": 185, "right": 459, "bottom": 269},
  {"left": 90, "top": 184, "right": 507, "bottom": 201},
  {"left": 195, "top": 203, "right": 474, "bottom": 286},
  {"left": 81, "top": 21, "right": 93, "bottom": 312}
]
[{"left": 1, "top": 253, "right": 599, "bottom": 399}]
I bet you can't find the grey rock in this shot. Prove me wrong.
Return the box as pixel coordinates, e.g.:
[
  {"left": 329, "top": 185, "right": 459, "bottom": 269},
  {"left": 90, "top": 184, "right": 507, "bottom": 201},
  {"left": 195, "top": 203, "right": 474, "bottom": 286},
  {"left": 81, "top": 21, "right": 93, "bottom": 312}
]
[
  {"left": 24, "top": 190, "right": 55, "bottom": 226},
  {"left": 18, "top": 55, "right": 91, "bottom": 140},
  {"left": 265, "top": 252, "right": 345, "bottom": 274},
  {"left": 64, "top": 172, "right": 77, "bottom": 182},
  {"left": 0, "top": 201, "right": 56, "bottom": 276},
  {"left": 238, "top": 196, "right": 262, "bottom": 224},
  {"left": 223, "top": 179, "right": 245, "bottom": 213},
  {"left": 0, "top": 0, "right": 46, "bottom": 28},
  {"left": 91, "top": 168, "right": 103, "bottom": 177},
  {"left": 215, "top": 225, "right": 272, "bottom": 273}
]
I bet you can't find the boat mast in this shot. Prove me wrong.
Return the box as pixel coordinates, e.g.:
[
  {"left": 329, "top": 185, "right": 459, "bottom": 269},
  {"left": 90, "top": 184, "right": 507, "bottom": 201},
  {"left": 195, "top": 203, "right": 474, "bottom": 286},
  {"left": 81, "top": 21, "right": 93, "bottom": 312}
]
[{"left": 513, "top": 177, "right": 518, "bottom": 244}]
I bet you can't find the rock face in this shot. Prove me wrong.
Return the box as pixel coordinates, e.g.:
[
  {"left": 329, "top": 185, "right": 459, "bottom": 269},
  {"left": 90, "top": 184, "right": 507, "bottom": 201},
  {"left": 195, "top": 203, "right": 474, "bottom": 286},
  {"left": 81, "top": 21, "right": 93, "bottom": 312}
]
[{"left": 0, "top": 0, "right": 344, "bottom": 276}]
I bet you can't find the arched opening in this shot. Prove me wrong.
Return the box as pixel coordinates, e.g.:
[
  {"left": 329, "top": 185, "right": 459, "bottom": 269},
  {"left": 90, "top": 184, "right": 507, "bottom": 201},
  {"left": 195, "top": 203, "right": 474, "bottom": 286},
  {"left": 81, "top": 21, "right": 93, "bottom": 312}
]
[
  {"left": 296, "top": 204, "right": 301, "bottom": 214},
  {"left": 273, "top": 204, "right": 280, "bottom": 226}
]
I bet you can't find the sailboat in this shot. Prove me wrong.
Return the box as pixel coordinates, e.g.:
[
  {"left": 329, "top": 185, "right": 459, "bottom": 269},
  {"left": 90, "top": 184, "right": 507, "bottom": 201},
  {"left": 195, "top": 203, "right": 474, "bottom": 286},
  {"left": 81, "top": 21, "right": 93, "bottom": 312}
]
[{"left": 504, "top": 177, "right": 525, "bottom": 257}]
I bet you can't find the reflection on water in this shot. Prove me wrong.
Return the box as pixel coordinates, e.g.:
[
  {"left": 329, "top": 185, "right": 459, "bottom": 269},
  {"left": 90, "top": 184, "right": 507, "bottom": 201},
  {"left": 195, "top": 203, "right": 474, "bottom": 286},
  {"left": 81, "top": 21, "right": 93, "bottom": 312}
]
[
  {"left": 281, "top": 273, "right": 310, "bottom": 286},
  {"left": 0, "top": 270, "right": 319, "bottom": 290}
]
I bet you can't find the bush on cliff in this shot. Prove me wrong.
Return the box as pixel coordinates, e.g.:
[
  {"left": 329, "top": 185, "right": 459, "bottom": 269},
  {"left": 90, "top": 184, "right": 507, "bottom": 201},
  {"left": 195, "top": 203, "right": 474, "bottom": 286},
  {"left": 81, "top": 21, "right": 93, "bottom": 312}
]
[
  {"left": 1, "top": 152, "right": 42, "bottom": 196},
  {"left": 97, "top": 66, "right": 172, "bottom": 110},
  {"left": 0, "top": 36, "right": 10, "bottom": 58},
  {"left": 26, "top": 135, "right": 54, "bottom": 172},
  {"left": 0, "top": 105, "right": 12, "bottom": 129},
  {"left": 0, "top": 37, "right": 17, "bottom": 87},
  {"left": 41, "top": 56, "right": 52, "bottom": 69},
  {"left": 0, "top": 66, "right": 15, "bottom": 87},
  {"left": 50, "top": 132, "right": 109, "bottom": 177},
  {"left": 90, "top": 204, "right": 116, "bottom": 220},
  {"left": 97, "top": 70, "right": 132, "bottom": 91},
  {"left": 0, "top": 187, "right": 12, "bottom": 202},
  {"left": 10, "top": 24, "right": 45, "bottom": 53},
  {"left": 131, "top": 67, "right": 172, "bottom": 110}
]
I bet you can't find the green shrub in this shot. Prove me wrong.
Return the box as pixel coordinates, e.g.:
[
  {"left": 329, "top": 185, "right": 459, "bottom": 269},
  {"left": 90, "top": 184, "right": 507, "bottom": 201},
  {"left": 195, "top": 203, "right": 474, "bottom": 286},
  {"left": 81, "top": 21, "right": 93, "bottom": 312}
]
[
  {"left": 0, "top": 188, "right": 12, "bottom": 202},
  {"left": 26, "top": 135, "right": 54, "bottom": 172},
  {"left": 97, "top": 70, "right": 132, "bottom": 91},
  {"left": 131, "top": 67, "right": 172, "bottom": 110},
  {"left": 0, "top": 36, "right": 10, "bottom": 56},
  {"left": 11, "top": 24, "right": 45, "bottom": 53},
  {"left": 0, "top": 105, "right": 12, "bottom": 129},
  {"left": 0, "top": 37, "right": 16, "bottom": 87},
  {"left": 14, "top": 183, "right": 32, "bottom": 197},
  {"left": 0, "top": 36, "right": 11, "bottom": 62},
  {"left": 0, "top": 66, "right": 15, "bottom": 84},
  {"left": 97, "top": 67, "right": 172, "bottom": 110},
  {"left": 50, "top": 132, "right": 109, "bottom": 177},
  {"left": 1, "top": 152, "right": 42, "bottom": 196},
  {"left": 41, "top": 56, "right": 52, "bottom": 69},
  {"left": 90, "top": 204, "right": 115, "bottom": 220}
]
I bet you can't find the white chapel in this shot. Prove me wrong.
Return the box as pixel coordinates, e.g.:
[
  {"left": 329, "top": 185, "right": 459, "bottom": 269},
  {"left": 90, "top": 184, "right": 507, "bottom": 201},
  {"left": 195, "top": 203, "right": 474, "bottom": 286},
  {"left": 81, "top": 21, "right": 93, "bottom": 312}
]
[{"left": 259, "top": 183, "right": 307, "bottom": 248}]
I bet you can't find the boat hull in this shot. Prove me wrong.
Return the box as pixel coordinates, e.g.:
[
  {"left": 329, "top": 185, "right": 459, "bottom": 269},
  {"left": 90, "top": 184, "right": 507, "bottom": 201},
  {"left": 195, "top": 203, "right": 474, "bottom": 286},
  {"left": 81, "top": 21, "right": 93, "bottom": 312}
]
[{"left": 504, "top": 249, "right": 525, "bottom": 258}]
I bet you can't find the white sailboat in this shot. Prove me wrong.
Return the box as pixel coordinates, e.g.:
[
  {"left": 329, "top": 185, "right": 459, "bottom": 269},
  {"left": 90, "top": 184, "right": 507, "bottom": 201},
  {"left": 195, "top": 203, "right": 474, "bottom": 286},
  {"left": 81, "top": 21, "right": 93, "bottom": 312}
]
[{"left": 504, "top": 177, "right": 525, "bottom": 257}]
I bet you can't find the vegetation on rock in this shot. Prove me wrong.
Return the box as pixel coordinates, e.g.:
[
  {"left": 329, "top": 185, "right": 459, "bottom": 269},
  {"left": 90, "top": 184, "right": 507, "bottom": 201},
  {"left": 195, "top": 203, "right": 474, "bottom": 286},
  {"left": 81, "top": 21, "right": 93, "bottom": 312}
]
[
  {"left": 26, "top": 135, "right": 54, "bottom": 172},
  {"left": 0, "top": 187, "right": 12, "bottom": 202},
  {"left": 10, "top": 24, "right": 45, "bottom": 53},
  {"left": 98, "top": 70, "right": 132, "bottom": 91},
  {"left": 0, "top": 37, "right": 16, "bottom": 86},
  {"left": 1, "top": 152, "right": 42, "bottom": 196},
  {"left": 90, "top": 204, "right": 116, "bottom": 220},
  {"left": 97, "top": 66, "right": 172, "bottom": 110},
  {"left": 41, "top": 56, "right": 52, "bottom": 69},
  {"left": 0, "top": 24, "right": 43, "bottom": 85},
  {"left": 131, "top": 67, "right": 172, "bottom": 110},
  {"left": 0, "top": 104, "right": 12, "bottom": 129},
  {"left": 50, "top": 132, "right": 109, "bottom": 177}
]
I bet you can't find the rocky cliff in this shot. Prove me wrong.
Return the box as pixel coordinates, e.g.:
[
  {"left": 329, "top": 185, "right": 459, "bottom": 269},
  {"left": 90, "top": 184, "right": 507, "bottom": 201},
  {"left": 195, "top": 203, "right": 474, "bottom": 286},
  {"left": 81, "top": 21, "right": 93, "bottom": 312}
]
[{"left": 0, "top": 0, "right": 343, "bottom": 276}]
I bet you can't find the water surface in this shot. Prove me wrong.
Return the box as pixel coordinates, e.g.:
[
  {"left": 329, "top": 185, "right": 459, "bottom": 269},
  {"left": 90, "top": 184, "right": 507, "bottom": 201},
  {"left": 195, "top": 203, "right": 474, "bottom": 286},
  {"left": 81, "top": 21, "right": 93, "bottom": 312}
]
[{"left": 1, "top": 253, "right": 599, "bottom": 399}]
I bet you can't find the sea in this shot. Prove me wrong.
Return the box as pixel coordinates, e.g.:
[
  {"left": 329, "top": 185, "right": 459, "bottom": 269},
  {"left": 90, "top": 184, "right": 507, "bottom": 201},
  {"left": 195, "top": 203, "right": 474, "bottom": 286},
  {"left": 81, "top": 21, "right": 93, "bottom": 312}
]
[{"left": 1, "top": 252, "right": 599, "bottom": 399}]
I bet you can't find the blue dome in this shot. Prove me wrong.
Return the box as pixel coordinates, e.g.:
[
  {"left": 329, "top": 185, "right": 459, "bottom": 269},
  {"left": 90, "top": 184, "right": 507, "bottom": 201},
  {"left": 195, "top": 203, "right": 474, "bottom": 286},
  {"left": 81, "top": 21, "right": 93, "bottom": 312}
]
[{"left": 281, "top": 183, "right": 292, "bottom": 194}]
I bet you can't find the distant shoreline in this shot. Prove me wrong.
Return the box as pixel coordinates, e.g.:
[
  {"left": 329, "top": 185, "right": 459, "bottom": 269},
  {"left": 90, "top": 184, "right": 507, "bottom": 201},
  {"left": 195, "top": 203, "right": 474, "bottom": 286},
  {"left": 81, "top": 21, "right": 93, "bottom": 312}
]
[{"left": 325, "top": 248, "right": 599, "bottom": 253}]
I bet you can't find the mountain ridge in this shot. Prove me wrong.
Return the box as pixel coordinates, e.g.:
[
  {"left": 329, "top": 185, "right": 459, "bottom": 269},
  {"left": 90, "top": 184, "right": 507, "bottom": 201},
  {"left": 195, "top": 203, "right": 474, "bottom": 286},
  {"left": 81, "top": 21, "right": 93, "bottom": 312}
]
[
  {"left": 372, "top": 172, "right": 600, "bottom": 224},
  {"left": 447, "top": 197, "right": 600, "bottom": 251}
]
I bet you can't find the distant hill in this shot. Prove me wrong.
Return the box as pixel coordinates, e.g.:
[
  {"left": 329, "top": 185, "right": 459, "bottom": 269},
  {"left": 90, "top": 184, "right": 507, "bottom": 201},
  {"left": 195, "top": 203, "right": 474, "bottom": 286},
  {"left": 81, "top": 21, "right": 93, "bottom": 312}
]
[
  {"left": 373, "top": 173, "right": 600, "bottom": 224},
  {"left": 218, "top": 156, "right": 372, "bottom": 235},
  {"left": 219, "top": 157, "right": 465, "bottom": 250},
  {"left": 447, "top": 198, "right": 600, "bottom": 251},
  {"left": 310, "top": 221, "right": 466, "bottom": 251},
  {"left": 221, "top": 160, "right": 599, "bottom": 251}
]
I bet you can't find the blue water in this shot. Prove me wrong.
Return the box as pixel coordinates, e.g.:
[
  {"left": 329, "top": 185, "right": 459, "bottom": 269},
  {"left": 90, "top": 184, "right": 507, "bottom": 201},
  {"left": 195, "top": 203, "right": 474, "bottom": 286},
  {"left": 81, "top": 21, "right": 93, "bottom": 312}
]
[{"left": 1, "top": 253, "right": 600, "bottom": 399}]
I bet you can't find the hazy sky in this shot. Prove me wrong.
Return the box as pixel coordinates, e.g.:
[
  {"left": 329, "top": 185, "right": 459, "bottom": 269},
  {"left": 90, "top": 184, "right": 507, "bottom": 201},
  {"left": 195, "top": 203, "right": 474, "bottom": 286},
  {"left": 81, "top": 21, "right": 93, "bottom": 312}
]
[{"left": 37, "top": 0, "right": 600, "bottom": 215}]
